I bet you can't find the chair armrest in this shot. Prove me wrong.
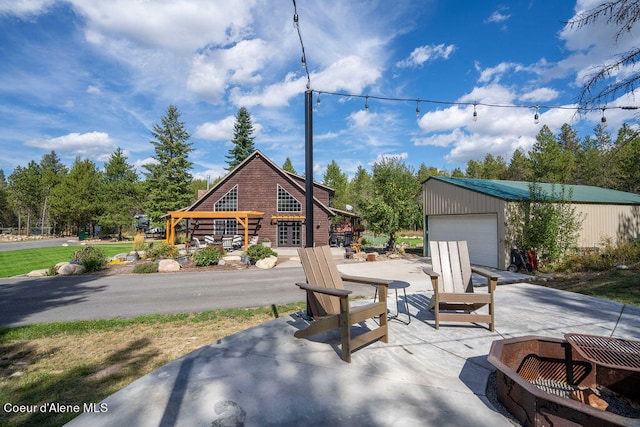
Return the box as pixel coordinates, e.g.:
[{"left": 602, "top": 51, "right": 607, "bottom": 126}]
[
  {"left": 295, "top": 282, "right": 352, "bottom": 297},
  {"left": 422, "top": 267, "right": 440, "bottom": 279},
  {"left": 340, "top": 274, "right": 391, "bottom": 287},
  {"left": 471, "top": 267, "right": 500, "bottom": 280}
]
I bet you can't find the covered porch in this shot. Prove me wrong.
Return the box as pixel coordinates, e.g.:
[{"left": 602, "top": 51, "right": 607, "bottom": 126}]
[{"left": 164, "top": 210, "right": 265, "bottom": 250}]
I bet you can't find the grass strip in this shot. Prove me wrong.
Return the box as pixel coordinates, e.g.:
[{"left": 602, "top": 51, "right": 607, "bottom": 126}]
[
  {"left": 0, "top": 303, "right": 306, "bottom": 427},
  {"left": 0, "top": 244, "right": 133, "bottom": 278}
]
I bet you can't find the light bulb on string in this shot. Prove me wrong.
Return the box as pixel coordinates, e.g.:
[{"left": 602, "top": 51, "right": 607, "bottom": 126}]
[
  {"left": 365, "top": 96, "right": 369, "bottom": 112},
  {"left": 534, "top": 106, "right": 540, "bottom": 124},
  {"left": 601, "top": 107, "right": 607, "bottom": 125},
  {"left": 293, "top": 12, "right": 299, "bottom": 29},
  {"left": 473, "top": 104, "right": 478, "bottom": 122},
  {"left": 316, "top": 93, "right": 320, "bottom": 107},
  {"left": 416, "top": 100, "right": 421, "bottom": 117}
]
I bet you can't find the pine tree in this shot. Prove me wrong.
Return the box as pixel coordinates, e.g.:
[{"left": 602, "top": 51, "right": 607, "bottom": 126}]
[
  {"left": 282, "top": 157, "right": 297, "bottom": 174},
  {"left": 100, "top": 148, "right": 141, "bottom": 240},
  {"left": 226, "top": 107, "right": 256, "bottom": 170},
  {"left": 323, "top": 160, "right": 349, "bottom": 210},
  {"left": 143, "top": 105, "right": 194, "bottom": 225},
  {"left": 39, "top": 151, "right": 67, "bottom": 235}
]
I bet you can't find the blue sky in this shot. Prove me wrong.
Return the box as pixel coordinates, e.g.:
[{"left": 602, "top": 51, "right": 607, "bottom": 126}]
[{"left": 1, "top": 0, "right": 638, "bottom": 183}]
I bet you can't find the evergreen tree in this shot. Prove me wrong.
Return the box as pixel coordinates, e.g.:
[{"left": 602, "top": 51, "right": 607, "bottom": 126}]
[
  {"left": 505, "top": 149, "right": 532, "bottom": 181},
  {"left": 529, "top": 125, "right": 572, "bottom": 183},
  {"left": 416, "top": 163, "right": 448, "bottom": 183},
  {"left": 347, "top": 165, "right": 373, "bottom": 214},
  {"left": 282, "top": 157, "right": 297, "bottom": 174},
  {"left": 99, "top": 148, "right": 141, "bottom": 240},
  {"left": 8, "top": 161, "right": 42, "bottom": 235},
  {"left": 0, "top": 169, "right": 17, "bottom": 229},
  {"left": 143, "top": 105, "right": 194, "bottom": 224},
  {"left": 226, "top": 107, "right": 256, "bottom": 170},
  {"left": 39, "top": 151, "right": 67, "bottom": 234},
  {"left": 322, "top": 160, "right": 349, "bottom": 210},
  {"left": 612, "top": 124, "right": 640, "bottom": 193},
  {"left": 50, "top": 158, "right": 102, "bottom": 235}
]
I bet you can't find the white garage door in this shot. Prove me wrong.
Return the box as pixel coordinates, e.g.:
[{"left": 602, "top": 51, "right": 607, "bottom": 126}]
[{"left": 428, "top": 214, "right": 498, "bottom": 268}]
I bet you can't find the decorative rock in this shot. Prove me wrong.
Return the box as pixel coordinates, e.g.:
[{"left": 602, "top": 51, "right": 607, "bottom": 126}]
[
  {"left": 223, "top": 255, "right": 242, "bottom": 262},
  {"left": 26, "top": 269, "right": 49, "bottom": 277},
  {"left": 218, "top": 259, "right": 226, "bottom": 266},
  {"left": 158, "top": 259, "right": 181, "bottom": 272},
  {"left": 57, "top": 263, "right": 87, "bottom": 275},
  {"left": 255, "top": 255, "right": 277, "bottom": 269}
]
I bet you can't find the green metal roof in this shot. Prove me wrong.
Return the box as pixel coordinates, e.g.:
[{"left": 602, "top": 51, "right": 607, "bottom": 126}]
[{"left": 426, "top": 176, "right": 640, "bottom": 205}]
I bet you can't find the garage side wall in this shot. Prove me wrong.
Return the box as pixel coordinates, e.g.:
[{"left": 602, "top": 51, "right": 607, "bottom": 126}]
[
  {"left": 574, "top": 204, "right": 640, "bottom": 248},
  {"left": 423, "top": 179, "right": 509, "bottom": 269}
]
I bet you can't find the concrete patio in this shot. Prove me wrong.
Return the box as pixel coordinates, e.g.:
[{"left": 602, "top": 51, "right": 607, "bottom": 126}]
[{"left": 66, "top": 257, "right": 640, "bottom": 427}]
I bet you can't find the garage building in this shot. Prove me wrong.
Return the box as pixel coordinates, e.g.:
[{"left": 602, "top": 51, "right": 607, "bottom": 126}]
[{"left": 422, "top": 176, "right": 640, "bottom": 269}]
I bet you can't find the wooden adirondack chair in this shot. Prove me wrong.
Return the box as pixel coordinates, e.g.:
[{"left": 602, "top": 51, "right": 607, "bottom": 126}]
[
  {"left": 295, "top": 246, "right": 391, "bottom": 362},
  {"left": 423, "top": 241, "right": 499, "bottom": 331}
]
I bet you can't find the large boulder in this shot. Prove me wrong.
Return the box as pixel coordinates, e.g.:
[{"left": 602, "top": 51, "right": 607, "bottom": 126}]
[
  {"left": 26, "top": 269, "right": 49, "bottom": 277},
  {"left": 57, "top": 263, "right": 87, "bottom": 276},
  {"left": 158, "top": 259, "right": 181, "bottom": 273},
  {"left": 255, "top": 256, "right": 277, "bottom": 269}
]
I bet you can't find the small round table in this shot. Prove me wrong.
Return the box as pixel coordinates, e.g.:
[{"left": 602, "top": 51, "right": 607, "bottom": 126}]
[{"left": 374, "top": 280, "right": 411, "bottom": 324}]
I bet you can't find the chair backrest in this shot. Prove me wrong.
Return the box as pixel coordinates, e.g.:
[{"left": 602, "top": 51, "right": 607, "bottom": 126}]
[
  {"left": 429, "top": 241, "right": 473, "bottom": 293},
  {"left": 298, "top": 246, "right": 344, "bottom": 316}
]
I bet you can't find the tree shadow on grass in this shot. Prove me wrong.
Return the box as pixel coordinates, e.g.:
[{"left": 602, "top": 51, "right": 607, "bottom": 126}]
[{"left": 0, "top": 337, "right": 160, "bottom": 427}]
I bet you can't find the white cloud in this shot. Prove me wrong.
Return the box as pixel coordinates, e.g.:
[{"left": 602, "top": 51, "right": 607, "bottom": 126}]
[
  {"left": 86, "top": 85, "right": 102, "bottom": 95},
  {"left": 396, "top": 44, "right": 456, "bottom": 68},
  {"left": 69, "top": 0, "right": 258, "bottom": 54},
  {"left": 194, "top": 116, "right": 236, "bottom": 141},
  {"left": 371, "top": 152, "right": 408, "bottom": 165},
  {"left": 25, "top": 131, "right": 115, "bottom": 156},
  {"left": 486, "top": 7, "right": 511, "bottom": 24},
  {"left": 0, "top": 0, "right": 56, "bottom": 17},
  {"left": 519, "top": 87, "right": 560, "bottom": 103}
]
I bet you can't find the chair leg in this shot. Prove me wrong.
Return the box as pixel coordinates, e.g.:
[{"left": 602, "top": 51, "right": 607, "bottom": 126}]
[{"left": 339, "top": 298, "right": 351, "bottom": 362}]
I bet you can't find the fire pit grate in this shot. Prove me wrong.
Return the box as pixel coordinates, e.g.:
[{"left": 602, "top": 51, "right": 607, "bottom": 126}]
[
  {"left": 566, "top": 334, "right": 640, "bottom": 372},
  {"left": 517, "top": 354, "right": 590, "bottom": 398}
]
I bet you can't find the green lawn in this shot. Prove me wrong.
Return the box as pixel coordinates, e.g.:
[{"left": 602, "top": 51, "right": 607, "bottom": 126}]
[{"left": 0, "top": 244, "right": 134, "bottom": 278}]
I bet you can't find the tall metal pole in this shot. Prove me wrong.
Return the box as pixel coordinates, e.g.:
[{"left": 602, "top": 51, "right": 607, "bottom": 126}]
[{"left": 304, "top": 89, "right": 314, "bottom": 247}]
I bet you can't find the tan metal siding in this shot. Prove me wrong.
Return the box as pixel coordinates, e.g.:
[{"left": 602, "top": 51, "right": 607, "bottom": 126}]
[
  {"left": 423, "top": 179, "right": 509, "bottom": 268},
  {"left": 574, "top": 204, "right": 640, "bottom": 248}
]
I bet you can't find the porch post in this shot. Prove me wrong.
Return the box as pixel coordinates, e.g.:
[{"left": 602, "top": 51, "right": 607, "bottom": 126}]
[{"left": 304, "top": 89, "right": 314, "bottom": 248}]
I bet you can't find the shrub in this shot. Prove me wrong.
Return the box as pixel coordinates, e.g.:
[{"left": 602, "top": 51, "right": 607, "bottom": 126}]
[
  {"left": 73, "top": 246, "right": 107, "bottom": 272},
  {"left": 245, "top": 245, "right": 278, "bottom": 262},
  {"left": 133, "top": 233, "right": 146, "bottom": 251},
  {"left": 147, "top": 242, "right": 179, "bottom": 260},
  {"left": 133, "top": 263, "right": 158, "bottom": 274},
  {"left": 192, "top": 246, "right": 222, "bottom": 266}
]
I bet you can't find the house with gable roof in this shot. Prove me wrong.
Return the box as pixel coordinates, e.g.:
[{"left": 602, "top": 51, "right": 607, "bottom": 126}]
[{"left": 168, "top": 150, "right": 355, "bottom": 248}]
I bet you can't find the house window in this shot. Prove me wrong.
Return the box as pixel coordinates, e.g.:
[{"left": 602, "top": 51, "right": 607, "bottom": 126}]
[
  {"left": 214, "top": 185, "right": 238, "bottom": 235},
  {"left": 214, "top": 219, "right": 237, "bottom": 235},
  {"left": 214, "top": 185, "right": 238, "bottom": 211},
  {"left": 277, "top": 185, "right": 301, "bottom": 212}
]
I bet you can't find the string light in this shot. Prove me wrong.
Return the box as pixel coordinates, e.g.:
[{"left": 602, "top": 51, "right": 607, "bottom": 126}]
[
  {"left": 291, "top": 2, "right": 638, "bottom": 120},
  {"left": 316, "top": 92, "right": 320, "bottom": 106},
  {"left": 307, "top": 89, "right": 638, "bottom": 122},
  {"left": 292, "top": 0, "right": 310, "bottom": 89}
]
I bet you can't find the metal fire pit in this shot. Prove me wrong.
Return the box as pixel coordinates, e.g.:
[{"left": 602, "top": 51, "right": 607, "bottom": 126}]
[{"left": 487, "top": 336, "right": 640, "bottom": 427}]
